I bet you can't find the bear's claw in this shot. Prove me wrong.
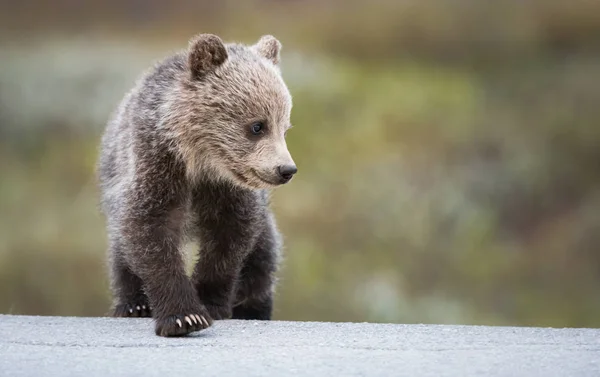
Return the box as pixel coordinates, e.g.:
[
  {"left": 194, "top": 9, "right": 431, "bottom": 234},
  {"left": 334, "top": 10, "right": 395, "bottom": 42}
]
[
  {"left": 155, "top": 313, "right": 213, "bottom": 337},
  {"left": 113, "top": 301, "right": 152, "bottom": 318}
]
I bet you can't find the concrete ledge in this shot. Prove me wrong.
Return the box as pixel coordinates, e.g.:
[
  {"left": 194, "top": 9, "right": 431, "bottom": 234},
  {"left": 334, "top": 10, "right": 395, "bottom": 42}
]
[{"left": 1, "top": 314, "right": 599, "bottom": 377}]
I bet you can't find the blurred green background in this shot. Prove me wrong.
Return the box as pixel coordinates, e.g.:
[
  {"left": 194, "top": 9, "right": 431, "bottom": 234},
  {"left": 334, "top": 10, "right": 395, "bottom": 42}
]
[{"left": 1, "top": 0, "right": 599, "bottom": 328}]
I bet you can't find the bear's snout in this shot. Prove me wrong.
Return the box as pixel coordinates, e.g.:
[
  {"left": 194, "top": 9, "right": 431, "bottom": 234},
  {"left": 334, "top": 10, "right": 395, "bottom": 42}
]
[{"left": 277, "top": 164, "right": 297, "bottom": 183}]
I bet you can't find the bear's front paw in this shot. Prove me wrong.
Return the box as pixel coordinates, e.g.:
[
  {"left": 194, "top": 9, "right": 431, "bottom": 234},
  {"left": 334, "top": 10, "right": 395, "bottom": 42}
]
[{"left": 155, "top": 312, "right": 213, "bottom": 337}]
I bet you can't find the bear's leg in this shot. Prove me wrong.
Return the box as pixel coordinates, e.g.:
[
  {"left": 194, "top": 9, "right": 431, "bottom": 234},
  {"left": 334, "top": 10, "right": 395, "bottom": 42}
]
[
  {"left": 232, "top": 296, "right": 273, "bottom": 320},
  {"left": 191, "top": 190, "right": 262, "bottom": 321},
  {"left": 116, "top": 208, "right": 213, "bottom": 337},
  {"left": 232, "top": 223, "right": 280, "bottom": 320},
  {"left": 108, "top": 239, "right": 151, "bottom": 318},
  {"left": 192, "top": 230, "right": 255, "bottom": 320}
]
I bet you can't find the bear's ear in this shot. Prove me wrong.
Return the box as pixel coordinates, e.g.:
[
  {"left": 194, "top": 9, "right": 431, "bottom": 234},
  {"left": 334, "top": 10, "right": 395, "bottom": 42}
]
[
  {"left": 253, "top": 35, "right": 282, "bottom": 65},
  {"left": 188, "top": 34, "right": 228, "bottom": 80}
]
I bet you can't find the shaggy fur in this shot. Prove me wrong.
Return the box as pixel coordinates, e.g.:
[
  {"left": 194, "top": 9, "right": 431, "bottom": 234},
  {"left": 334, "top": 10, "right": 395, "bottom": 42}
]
[{"left": 97, "top": 34, "right": 296, "bottom": 337}]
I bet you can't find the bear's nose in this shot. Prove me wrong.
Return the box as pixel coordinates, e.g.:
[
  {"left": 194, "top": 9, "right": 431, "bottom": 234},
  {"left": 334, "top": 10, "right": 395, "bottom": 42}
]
[{"left": 277, "top": 165, "right": 297, "bottom": 182}]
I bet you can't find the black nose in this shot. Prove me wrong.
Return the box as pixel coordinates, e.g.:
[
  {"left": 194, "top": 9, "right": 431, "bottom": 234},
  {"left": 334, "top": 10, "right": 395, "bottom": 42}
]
[{"left": 278, "top": 165, "right": 297, "bottom": 181}]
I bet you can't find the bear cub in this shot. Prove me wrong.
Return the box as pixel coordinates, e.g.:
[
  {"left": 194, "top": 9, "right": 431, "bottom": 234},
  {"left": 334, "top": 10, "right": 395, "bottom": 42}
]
[{"left": 97, "top": 33, "right": 297, "bottom": 337}]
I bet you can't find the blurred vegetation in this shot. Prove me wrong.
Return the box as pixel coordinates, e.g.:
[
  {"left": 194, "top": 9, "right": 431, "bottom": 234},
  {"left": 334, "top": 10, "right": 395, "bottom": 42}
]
[{"left": 0, "top": 0, "right": 599, "bottom": 328}]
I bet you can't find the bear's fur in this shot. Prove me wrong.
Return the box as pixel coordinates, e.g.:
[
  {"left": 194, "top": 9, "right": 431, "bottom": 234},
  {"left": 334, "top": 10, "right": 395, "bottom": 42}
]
[{"left": 97, "top": 34, "right": 297, "bottom": 337}]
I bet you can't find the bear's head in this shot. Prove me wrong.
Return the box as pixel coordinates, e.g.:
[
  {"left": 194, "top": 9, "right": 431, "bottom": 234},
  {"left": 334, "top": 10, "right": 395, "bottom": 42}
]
[{"left": 171, "top": 33, "right": 297, "bottom": 190}]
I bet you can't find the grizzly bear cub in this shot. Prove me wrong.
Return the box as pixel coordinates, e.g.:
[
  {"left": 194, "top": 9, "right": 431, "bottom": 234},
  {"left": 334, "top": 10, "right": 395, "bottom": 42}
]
[{"left": 97, "top": 33, "right": 297, "bottom": 337}]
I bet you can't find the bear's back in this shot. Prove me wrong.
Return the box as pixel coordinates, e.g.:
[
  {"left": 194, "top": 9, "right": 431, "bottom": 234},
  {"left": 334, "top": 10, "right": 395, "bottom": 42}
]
[{"left": 97, "top": 52, "right": 188, "bottom": 215}]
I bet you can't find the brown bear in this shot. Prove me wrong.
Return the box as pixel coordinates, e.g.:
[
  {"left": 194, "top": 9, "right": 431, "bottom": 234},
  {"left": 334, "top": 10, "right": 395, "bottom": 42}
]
[{"left": 96, "top": 33, "right": 297, "bottom": 337}]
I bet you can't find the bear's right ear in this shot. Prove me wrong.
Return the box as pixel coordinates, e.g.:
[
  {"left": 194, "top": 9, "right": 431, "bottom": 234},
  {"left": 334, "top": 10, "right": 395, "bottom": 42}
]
[
  {"left": 188, "top": 34, "right": 228, "bottom": 80},
  {"left": 253, "top": 35, "right": 281, "bottom": 65}
]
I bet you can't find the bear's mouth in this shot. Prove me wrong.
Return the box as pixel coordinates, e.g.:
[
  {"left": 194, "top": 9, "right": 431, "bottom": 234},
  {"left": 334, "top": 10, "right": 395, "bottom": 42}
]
[
  {"left": 251, "top": 169, "right": 280, "bottom": 186},
  {"left": 229, "top": 168, "right": 278, "bottom": 188}
]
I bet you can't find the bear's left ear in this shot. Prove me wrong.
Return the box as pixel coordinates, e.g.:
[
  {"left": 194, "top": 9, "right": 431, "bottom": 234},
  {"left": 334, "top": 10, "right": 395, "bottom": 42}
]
[
  {"left": 253, "top": 35, "right": 282, "bottom": 65},
  {"left": 188, "top": 33, "right": 228, "bottom": 80}
]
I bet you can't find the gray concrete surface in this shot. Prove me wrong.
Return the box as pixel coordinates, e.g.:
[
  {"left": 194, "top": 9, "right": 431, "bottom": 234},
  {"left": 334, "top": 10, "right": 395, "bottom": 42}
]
[{"left": 0, "top": 314, "right": 599, "bottom": 377}]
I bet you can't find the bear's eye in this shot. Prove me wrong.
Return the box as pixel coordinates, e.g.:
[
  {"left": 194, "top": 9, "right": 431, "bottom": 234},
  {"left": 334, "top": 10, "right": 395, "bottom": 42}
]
[{"left": 250, "top": 122, "right": 265, "bottom": 135}]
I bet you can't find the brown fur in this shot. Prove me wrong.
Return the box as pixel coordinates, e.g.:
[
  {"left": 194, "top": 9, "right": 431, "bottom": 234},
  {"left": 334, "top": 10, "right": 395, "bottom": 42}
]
[{"left": 97, "top": 33, "right": 296, "bottom": 337}]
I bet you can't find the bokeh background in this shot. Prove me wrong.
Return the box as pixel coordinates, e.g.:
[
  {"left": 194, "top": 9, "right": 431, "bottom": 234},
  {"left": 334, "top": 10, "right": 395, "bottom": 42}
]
[{"left": 1, "top": 0, "right": 599, "bottom": 328}]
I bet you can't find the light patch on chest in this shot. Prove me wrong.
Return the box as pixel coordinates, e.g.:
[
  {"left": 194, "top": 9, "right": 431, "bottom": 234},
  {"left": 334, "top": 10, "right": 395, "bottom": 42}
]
[
  {"left": 179, "top": 200, "right": 202, "bottom": 276},
  {"left": 181, "top": 240, "right": 200, "bottom": 277}
]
